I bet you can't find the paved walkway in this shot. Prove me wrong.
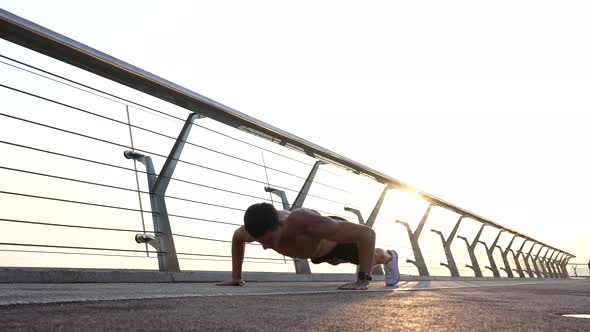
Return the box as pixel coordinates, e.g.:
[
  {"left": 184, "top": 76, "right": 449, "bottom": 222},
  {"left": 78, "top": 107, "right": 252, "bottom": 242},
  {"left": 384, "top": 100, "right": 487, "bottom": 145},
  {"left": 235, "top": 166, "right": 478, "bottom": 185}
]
[
  {"left": 1, "top": 279, "right": 589, "bottom": 331},
  {"left": 0, "top": 278, "right": 578, "bottom": 305}
]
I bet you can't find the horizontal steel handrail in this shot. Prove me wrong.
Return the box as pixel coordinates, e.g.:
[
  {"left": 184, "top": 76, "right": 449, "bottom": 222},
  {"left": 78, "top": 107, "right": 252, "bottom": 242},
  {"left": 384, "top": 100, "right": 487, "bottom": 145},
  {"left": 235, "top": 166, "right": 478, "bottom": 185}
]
[{"left": 0, "top": 9, "right": 573, "bottom": 257}]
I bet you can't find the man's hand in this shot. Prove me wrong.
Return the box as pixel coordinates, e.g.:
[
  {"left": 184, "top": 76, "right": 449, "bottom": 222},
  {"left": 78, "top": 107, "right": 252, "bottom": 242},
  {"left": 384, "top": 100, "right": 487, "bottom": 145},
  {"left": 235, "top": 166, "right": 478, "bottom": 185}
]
[
  {"left": 337, "top": 280, "right": 369, "bottom": 290},
  {"left": 216, "top": 280, "right": 245, "bottom": 286}
]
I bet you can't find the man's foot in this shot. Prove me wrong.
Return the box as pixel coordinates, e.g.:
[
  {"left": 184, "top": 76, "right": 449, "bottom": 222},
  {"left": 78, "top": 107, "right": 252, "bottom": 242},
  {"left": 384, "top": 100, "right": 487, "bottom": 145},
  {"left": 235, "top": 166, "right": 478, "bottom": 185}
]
[
  {"left": 338, "top": 280, "right": 369, "bottom": 290},
  {"left": 384, "top": 249, "right": 400, "bottom": 286},
  {"left": 216, "top": 280, "right": 245, "bottom": 286}
]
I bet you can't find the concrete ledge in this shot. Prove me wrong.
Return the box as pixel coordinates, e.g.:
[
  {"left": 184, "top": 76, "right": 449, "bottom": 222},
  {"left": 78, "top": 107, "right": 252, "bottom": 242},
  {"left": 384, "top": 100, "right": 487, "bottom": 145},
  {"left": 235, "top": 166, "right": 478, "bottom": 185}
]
[{"left": 0, "top": 267, "right": 569, "bottom": 283}]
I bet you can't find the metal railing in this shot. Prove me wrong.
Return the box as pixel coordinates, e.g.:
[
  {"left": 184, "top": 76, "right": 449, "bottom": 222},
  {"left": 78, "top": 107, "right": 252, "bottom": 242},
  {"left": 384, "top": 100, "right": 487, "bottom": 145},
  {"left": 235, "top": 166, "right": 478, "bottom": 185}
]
[
  {"left": 567, "top": 263, "right": 590, "bottom": 278},
  {"left": 0, "top": 9, "right": 575, "bottom": 278}
]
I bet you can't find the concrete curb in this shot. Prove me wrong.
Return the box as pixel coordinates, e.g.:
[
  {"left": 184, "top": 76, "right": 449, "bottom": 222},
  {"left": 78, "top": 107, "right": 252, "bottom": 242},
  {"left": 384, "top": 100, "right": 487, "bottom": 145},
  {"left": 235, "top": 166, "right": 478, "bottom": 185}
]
[{"left": 0, "top": 267, "right": 568, "bottom": 283}]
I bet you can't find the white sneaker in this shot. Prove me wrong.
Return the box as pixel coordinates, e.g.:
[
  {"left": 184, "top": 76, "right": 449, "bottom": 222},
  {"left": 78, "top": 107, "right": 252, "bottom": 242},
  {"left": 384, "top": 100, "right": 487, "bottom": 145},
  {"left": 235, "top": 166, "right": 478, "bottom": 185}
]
[{"left": 384, "top": 250, "right": 400, "bottom": 286}]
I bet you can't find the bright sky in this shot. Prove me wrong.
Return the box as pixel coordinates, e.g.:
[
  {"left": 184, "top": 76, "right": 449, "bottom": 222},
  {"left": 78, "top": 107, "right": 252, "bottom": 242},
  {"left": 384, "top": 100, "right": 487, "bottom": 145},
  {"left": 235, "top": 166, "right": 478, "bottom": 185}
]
[{"left": 1, "top": 0, "right": 589, "bottom": 266}]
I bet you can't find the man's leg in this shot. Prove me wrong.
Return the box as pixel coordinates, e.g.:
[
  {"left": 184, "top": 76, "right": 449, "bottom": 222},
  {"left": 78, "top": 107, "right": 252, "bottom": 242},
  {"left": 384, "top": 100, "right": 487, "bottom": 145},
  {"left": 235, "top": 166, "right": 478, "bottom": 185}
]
[
  {"left": 372, "top": 248, "right": 391, "bottom": 265},
  {"left": 321, "top": 246, "right": 399, "bottom": 286},
  {"left": 326, "top": 258, "right": 347, "bottom": 265},
  {"left": 373, "top": 247, "right": 400, "bottom": 286}
]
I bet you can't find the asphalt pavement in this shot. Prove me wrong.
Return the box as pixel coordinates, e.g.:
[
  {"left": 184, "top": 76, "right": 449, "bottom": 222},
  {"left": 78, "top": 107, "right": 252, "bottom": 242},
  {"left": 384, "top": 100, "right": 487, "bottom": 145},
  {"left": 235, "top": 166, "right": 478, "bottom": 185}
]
[{"left": 0, "top": 279, "right": 588, "bottom": 331}]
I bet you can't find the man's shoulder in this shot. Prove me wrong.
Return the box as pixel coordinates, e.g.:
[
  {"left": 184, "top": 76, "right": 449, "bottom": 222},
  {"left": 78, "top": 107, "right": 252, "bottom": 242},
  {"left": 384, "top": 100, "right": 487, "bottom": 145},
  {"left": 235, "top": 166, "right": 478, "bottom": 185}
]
[
  {"left": 287, "top": 209, "right": 337, "bottom": 230},
  {"left": 287, "top": 208, "right": 320, "bottom": 220}
]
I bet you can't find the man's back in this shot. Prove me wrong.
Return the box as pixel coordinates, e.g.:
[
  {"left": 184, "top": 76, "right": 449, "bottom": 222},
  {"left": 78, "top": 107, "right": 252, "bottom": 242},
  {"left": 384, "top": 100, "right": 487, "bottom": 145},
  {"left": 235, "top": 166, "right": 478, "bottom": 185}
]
[{"left": 271, "top": 209, "right": 338, "bottom": 259}]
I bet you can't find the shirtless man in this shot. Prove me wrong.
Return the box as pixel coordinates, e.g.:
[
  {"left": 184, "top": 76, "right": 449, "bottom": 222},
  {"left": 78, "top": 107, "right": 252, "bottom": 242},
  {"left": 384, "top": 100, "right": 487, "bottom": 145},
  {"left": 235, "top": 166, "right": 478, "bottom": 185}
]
[{"left": 217, "top": 202, "right": 400, "bottom": 290}]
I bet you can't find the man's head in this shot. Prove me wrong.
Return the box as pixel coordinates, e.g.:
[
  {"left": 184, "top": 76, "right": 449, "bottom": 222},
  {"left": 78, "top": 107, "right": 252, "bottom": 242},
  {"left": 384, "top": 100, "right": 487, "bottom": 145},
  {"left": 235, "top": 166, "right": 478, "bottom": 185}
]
[{"left": 244, "top": 203, "right": 280, "bottom": 249}]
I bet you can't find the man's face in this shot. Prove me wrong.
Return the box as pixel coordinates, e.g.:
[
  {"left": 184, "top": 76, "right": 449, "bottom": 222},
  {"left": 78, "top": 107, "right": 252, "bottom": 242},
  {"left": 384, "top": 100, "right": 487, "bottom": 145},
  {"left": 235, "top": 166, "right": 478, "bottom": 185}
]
[{"left": 255, "top": 229, "right": 279, "bottom": 250}]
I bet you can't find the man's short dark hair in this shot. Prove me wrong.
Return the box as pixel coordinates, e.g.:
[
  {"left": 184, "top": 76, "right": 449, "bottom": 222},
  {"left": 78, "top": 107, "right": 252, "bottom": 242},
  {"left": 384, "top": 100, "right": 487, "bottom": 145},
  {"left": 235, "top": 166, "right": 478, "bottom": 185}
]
[{"left": 244, "top": 203, "right": 278, "bottom": 237}]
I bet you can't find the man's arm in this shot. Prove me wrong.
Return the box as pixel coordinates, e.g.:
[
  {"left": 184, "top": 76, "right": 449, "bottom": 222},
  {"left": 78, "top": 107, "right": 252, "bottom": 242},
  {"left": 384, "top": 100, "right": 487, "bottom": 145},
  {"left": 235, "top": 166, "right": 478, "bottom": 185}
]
[
  {"left": 290, "top": 209, "right": 376, "bottom": 285},
  {"left": 217, "top": 226, "right": 253, "bottom": 286}
]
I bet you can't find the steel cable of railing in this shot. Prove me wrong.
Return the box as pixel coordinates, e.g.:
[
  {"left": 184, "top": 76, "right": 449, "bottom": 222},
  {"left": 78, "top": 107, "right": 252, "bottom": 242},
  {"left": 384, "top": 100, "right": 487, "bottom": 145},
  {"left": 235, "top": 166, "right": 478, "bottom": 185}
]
[
  {"left": 0, "top": 242, "right": 162, "bottom": 254},
  {"left": 323, "top": 211, "right": 365, "bottom": 221},
  {"left": 177, "top": 257, "right": 287, "bottom": 265},
  {"left": 175, "top": 251, "right": 286, "bottom": 262},
  {"left": 0, "top": 120, "right": 329, "bottom": 209},
  {"left": 1, "top": 93, "right": 359, "bottom": 208},
  {"left": 0, "top": 248, "right": 285, "bottom": 265},
  {"left": 0, "top": 54, "right": 185, "bottom": 123},
  {"left": 171, "top": 234, "right": 289, "bottom": 262},
  {"left": 0, "top": 77, "right": 356, "bottom": 198},
  {"left": 0, "top": 153, "right": 247, "bottom": 228},
  {"left": 0, "top": 139, "right": 138, "bottom": 172},
  {"left": 0, "top": 190, "right": 156, "bottom": 214},
  {"left": 0, "top": 66, "right": 362, "bottom": 196},
  {"left": 0, "top": 217, "right": 159, "bottom": 234},
  {"left": 173, "top": 233, "right": 266, "bottom": 247},
  {"left": 0, "top": 54, "right": 356, "bottom": 189},
  {"left": 0, "top": 239, "right": 483, "bottom": 270},
  {"left": 0, "top": 161, "right": 251, "bottom": 214},
  {"left": 0, "top": 221, "right": 274, "bottom": 261},
  {"left": 1, "top": 84, "right": 262, "bottom": 174},
  {"left": 0, "top": 54, "right": 324, "bottom": 170},
  {"left": 0, "top": 158, "right": 365, "bottom": 224},
  {"left": 166, "top": 213, "right": 241, "bottom": 227},
  {"left": 172, "top": 233, "right": 231, "bottom": 244},
  {"left": 125, "top": 106, "right": 148, "bottom": 254},
  {"left": 0, "top": 111, "right": 357, "bottom": 210},
  {"left": 0, "top": 113, "right": 274, "bottom": 198},
  {"left": 164, "top": 195, "right": 246, "bottom": 212},
  {"left": 0, "top": 249, "right": 158, "bottom": 259},
  {"left": 1, "top": 65, "right": 406, "bottom": 261},
  {"left": 0, "top": 141, "right": 275, "bottom": 203},
  {"left": 0, "top": 165, "right": 149, "bottom": 196},
  {"left": 163, "top": 177, "right": 271, "bottom": 202},
  {"left": 0, "top": 53, "right": 358, "bottom": 187},
  {"left": 0, "top": 175, "right": 247, "bottom": 226}
]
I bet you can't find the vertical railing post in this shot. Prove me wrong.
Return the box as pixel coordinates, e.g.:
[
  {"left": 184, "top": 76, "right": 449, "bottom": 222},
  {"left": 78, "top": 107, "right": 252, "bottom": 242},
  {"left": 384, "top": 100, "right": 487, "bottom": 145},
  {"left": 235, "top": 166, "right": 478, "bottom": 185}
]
[
  {"left": 553, "top": 252, "right": 564, "bottom": 278},
  {"left": 561, "top": 255, "right": 573, "bottom": 278},
  {"left": 559, "top": 253, "right": 570, "bottom": 278},
  {"left": 531, "top": 246, "right": 544, "bottom": 278},
  {"left": 289, "top": 160, "right": 326, "bottom": 274},
  {"left": 566, "top": 256, "right": 575, "bottom": 277},
  {"left": 551, "top": 251, "right": 562, "bottom": 278},
  {"left": 523, "top": 242, "right": 537, "bottom": 278},
  {"left": 431, "top": 215, "right": 464, "bottom": 277},
  {"left": 498, "top": 234, "right": 517, "bottom": 278},
  {"left": 512, "top": 239, "right": 528, "bottom": 278},
  {"left": 508, "top": 249, "right": 523, "bottom": 277},
  {"left": 538, "top": 247, "right": 550, "bottom": 278},
  {"left": 396, "top": 203, "right": 433, "bottom": 276},
  {"left": 546, "top": 250, "right": 557, "bottom": 278},
  {"left": 478, "top": 228, "right": 503, "bottom": 277},
  {"left": 365, "top": 186, "right": 389, "bottom": 229},
  {"left": 561, "top": 254, "right": 572, "bottom": 278},
  {"left": 124, "top": 112, "right": 203, "bottom": 272},
  {"left": 291, "top": 160, "right": 326, "bottom": 210},
  {"left": 560, "top": 253, "right": 570, "bottom": 278},
  {"left": 478, "top": 241, "right": 495, "bottom": 276},
  {"left": 457, "top": 223, "right": 486, "bottom": 277}
]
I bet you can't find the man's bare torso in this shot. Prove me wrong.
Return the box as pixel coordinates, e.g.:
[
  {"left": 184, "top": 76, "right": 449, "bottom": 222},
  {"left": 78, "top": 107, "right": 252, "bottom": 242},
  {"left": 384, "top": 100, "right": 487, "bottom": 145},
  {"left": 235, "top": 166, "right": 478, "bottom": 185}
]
[{"left": 271, "top": 210, "right": 338, "bottom": 259}]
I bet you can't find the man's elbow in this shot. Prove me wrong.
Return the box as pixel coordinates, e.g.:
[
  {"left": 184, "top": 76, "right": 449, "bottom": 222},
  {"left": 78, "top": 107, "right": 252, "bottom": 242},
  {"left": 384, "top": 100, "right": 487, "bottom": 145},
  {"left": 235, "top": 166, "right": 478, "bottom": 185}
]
[
  {"left": 232, "top": 227, "right": 245, "bottom": 243},
  {"left": 365, "top": 226, "right": 376, "bottom": 242}
]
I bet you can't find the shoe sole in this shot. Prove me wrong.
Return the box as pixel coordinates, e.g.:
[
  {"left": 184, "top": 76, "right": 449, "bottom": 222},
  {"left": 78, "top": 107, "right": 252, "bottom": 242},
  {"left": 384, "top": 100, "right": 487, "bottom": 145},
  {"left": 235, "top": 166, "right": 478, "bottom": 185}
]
[{"left": 385, "top": 250, "right": 400, "bottom": 286}]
